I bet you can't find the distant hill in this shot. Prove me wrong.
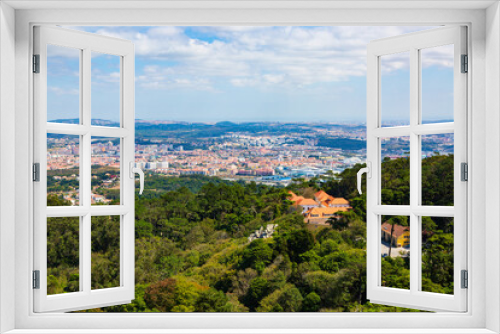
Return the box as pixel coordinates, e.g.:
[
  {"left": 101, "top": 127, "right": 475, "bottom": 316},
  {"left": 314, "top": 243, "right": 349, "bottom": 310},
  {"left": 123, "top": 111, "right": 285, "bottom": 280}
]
[
  {"left": 47, "top": 119, "right": 367, "bottom": 151},
  {"left": 134, "top": 121, "right": 364, "bottom": 139},
  {"left": 48, "top": 118, "right": 120, "bottom": 127},
  {"left": 48, "top": 118, "right": 80, "bottom": 124},
  {"left": 215, "top": 121, "right": 238, "bottom": 127}
]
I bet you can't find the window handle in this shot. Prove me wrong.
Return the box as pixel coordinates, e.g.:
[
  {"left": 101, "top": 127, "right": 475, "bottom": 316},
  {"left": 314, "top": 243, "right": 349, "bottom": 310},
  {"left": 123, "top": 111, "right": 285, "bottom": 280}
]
[
  {"left": 357, "top": 162, "right": 371, "bottom": 195},
  {"left": 129, "top": 162, "right": 144, "bottom": 195}
]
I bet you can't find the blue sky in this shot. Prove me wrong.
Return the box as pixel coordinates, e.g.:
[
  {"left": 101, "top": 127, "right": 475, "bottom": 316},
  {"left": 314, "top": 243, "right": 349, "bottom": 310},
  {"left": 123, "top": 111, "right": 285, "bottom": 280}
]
[{"left": 47, "top": 26, "right": 454, "bottom": 123}]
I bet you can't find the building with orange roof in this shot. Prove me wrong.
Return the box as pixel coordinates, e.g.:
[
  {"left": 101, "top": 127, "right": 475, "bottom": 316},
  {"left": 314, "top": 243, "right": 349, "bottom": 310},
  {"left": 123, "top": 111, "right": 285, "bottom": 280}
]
[
  {"left": 304, "top": 207, "right": 351, "bottom": 225},
  {"left": 314, "top": 190, "right": 350, "bottom": 208},
  {"left": 287, "top": 191, "right": 304, "bottom": 205},
  {"left": 287, "top": 191, "right": 299, "bottom": 200},
  {"left": 288, "top": 191, "right": 318, "bottom": 212},
  {"left": 294, "top": 196, "right": 305, "bottom": 203},
  {"left": 297, "top": 198, "right": 317, "bottom": 206},
  {"left": 314, "top": 190, "right": 334, "bottom": 202},
  {"left": 329, "top": 197, "right": 350, "bottom": 207},
  {"left": 296, "top": 198, "right": 319, "bottom": 213},
  {"left": 289, "top": 189, "right": 352, "bottom": 217}
]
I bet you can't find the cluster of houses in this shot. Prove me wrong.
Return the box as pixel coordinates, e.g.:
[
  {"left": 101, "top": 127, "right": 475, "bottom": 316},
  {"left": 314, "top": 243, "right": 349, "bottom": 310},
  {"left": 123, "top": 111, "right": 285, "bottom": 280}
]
[
  {"left": 285, "top": 189, "right": 410, "bottom": 255},
  {"left": 287, "top": 190, "right": 351, "bottom": 225}
]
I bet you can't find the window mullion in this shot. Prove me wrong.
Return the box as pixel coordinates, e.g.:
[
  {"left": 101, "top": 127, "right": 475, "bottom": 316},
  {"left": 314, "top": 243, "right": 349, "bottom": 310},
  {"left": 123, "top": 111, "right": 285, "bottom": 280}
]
[
  {"left": 409, "top": 46, "right": 420, "bottom": 294},
  {"left": 81, "top": 47, "right": 92, "bottom": 294}
]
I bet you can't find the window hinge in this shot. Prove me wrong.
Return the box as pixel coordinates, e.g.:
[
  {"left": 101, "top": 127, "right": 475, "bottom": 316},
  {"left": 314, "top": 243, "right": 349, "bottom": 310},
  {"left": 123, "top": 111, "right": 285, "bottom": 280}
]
[
  {"left": 33, "top": 270, "right": 40, "bottom": 289},
  {"left": 461, "top": 270, "right": 468, "bottom": 289},
  {"left": 33, "top": 54, "right": 40, "bottom": 73},
  {"left": 461, "top": 162, "right": 468, "bottom": 182},
  {"left": 33, "top": 163, "right": 40, "bottom": 182},
  {"left": 461, "top": 54, "right": 468, "bottom": 73}
]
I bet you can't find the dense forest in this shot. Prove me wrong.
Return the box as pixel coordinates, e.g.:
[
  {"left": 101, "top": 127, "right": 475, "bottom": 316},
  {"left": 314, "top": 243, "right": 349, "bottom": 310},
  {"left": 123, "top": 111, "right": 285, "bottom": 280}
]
[{"left": 46, "top": 155, "right": 454, "bottom": 312}]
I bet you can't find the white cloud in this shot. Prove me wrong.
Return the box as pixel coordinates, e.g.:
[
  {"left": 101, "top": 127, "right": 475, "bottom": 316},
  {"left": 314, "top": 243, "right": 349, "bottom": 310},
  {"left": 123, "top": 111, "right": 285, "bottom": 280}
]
[
  {"left": 263, "top": 74, "right": 284, "bottom": 84},
  {"left": 421, "top": 44, "right": 454, "bottom": 69},
  {"left": 69, "top": 25, "right": 448, "bottom": 91},
  {"left": 136, "top": 65, "right": 217, "bottom": 91},
  {"left": 230, "top": 78, "right": 258, "bottom": 87},
  {"left": 48, "top": 86, "right": 79, "bottom": 95},
  {"left": 91, "top": 70, "right": 121, "bottom": 86}
]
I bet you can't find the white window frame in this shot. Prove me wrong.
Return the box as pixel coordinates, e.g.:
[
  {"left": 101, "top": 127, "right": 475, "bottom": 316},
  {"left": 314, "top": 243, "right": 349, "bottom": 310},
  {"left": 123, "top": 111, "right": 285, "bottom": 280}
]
[
  {"left": 1, "top": 2, "right": 499, "bottom": 333},
  {"left": 32, "top": 25, "right": 136, "bottom": 313},
  {"left": 366, "top": 26, "right": 467, "bottom": 312}
]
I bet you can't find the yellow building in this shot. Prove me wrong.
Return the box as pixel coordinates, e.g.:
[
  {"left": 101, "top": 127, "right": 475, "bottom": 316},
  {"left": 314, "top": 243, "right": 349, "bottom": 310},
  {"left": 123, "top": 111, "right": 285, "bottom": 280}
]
[{"left": 381, "top": 222, "right": 410, "bottom": 247}]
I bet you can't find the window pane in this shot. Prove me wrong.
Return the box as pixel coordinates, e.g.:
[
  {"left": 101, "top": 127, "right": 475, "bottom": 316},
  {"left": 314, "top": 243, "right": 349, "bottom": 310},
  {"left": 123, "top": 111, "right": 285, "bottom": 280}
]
[
  {"left": 421, "top": 45, "right": 454, "bottom": 124},
  {"left": 91, "top": 137, "right": 121, "bottom": 205},
  {"left": 381, "top": 215, "right": 410, "bottom": 289},
  {"left": 381, "top": 137, "right": 410, "bottom": 205},
  {"left": 91, "top": 215, "right": 120, "bottom": 290},
  {"left": 47, "top": 217, "right": 80, "bottom": 295},
  {"left": 47, "top": 44, "right": 80, "bottom": 124},
  {"left": 381, "top": 52, "right": 410, "bottom": 127},
  {"left": 421, "top": 217, "right": 454, "bottom": 294},
  {"left": 91, "top": 52, "right": 121, "bottom": 127},
  {"left": 421, "top": 134, "right": 454, "bottom": 206},
  {"left": 47, "top": 134, "right": 80, "bottom": 206}
]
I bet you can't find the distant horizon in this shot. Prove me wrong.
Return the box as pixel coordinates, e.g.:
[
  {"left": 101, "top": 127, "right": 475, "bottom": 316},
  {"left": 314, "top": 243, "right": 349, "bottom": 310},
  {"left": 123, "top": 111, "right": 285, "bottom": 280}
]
[
  {"left": 49, "top": 117, "right": 368, "bottom": 125},
  {"left": 48, "top": 117, "right": 454, "bottom": 126}
]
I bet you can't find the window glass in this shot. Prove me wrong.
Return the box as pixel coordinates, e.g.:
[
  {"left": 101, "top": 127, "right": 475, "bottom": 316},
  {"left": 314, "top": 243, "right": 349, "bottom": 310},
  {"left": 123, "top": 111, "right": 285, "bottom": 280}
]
[
  {"left": 47, "top": 44, "right": 81, "bottom": 124},
  {"left": 91, "top": 137, "right": 121, "bottom": 205},
  {"left": 47, "top": 134, "right": 80, "bottom": 206},
  {"left": 421, "top": 45, "right": 454, "bottom": 124},
  {"left": 381, "top": 52, "right": 410, "bottom": 127},
  {"left": 91, "top": 52, "right": 121, "bottom": 127},
  {"left": 421, "top": 217, "right": 454, "bottom": 294},
  {"left": 381, "top": 137, "right": 410, "bottom": 205},
  {"left": 47, "top": 217, "right": 80, "bottom": 295},
  {"left": 421, "top": 134, "right": 454, "bottom": 206},
  {"left": 91, "top": 215, "right": 121, "bottom": 290},
  {"left": 381, "top": 215, "right": 410, "bottom": 290}
]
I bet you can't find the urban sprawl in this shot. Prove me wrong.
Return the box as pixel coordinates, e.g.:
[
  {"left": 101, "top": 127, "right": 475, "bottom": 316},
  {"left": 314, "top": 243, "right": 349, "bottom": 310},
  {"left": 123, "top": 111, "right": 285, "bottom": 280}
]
[{"left": 47, "top": 121, "right": 453, "bottom": 207}]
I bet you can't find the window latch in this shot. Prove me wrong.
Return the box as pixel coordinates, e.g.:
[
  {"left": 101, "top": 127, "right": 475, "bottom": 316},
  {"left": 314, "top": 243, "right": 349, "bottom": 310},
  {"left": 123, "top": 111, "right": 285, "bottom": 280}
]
[
  {"left": 130, "top": 162, "right": 144, "bottom": 195},
  {"left": 357, "top": 161, "right": 371, "bottom": 195}
]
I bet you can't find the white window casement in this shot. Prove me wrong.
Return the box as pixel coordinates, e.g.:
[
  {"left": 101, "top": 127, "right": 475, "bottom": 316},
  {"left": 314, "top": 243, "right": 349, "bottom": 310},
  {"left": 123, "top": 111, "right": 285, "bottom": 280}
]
[
  {"left": 33, "top": 26, "right": 136, "bottom": 313},
  {"left": 1, "top": 1, "right": 500, "bottom": 334},
  {"left": 365, "top": 26, "right": 468, "bottom": 312}
]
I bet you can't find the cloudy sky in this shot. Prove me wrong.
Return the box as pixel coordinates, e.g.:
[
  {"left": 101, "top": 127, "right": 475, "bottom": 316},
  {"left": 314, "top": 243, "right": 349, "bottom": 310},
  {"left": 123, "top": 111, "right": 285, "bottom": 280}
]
[{"left": 47, "top": 26, "right": 454, "bottom": 123}]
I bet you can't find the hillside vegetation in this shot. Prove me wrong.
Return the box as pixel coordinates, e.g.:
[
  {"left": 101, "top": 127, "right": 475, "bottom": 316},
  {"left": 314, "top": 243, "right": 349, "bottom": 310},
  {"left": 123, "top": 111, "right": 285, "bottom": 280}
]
[{"left": 46, "top": 155, "right": 454, "bottom": 312}]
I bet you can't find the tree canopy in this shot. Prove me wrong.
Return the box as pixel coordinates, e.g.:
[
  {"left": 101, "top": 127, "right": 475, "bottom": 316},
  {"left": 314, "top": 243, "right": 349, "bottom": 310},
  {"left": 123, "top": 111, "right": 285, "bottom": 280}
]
[{"left": 45, "top": 155, "right": 454, "bottom": 312}]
